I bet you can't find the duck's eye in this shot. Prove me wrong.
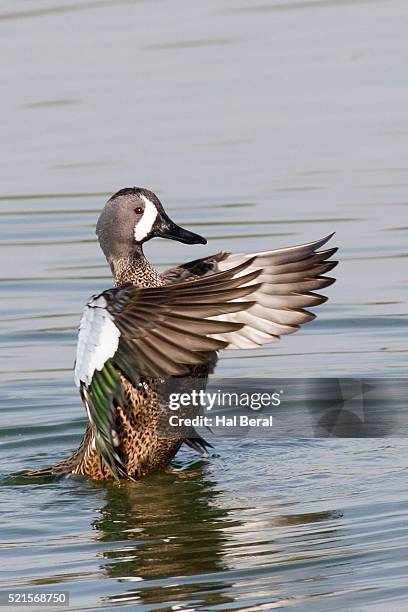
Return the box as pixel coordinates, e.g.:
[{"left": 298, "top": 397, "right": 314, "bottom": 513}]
[{"left": 134, "top": 207, "right": 143, "bottom": 215}]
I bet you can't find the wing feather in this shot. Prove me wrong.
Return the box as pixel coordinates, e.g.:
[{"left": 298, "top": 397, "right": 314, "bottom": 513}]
[{"left": 209, "top": 234, "right": 337, "bottom": 348}]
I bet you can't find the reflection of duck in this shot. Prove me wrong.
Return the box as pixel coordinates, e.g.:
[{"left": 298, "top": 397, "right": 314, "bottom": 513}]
[
  {"left": 92, "top": 468, "right": 235, "bottom": 608},
  {"left": 92, "top": 468, "right": 343, "bottom": 609},
  {"left": 24, "top": 187, "right": 337, "bottom": 480}
]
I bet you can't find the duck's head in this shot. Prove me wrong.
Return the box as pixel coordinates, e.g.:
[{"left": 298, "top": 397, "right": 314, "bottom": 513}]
[{"left": 96, "top": 187, "right": 207, "bottom": 261}]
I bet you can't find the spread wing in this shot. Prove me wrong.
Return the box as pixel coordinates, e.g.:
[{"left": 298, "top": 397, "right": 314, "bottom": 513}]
[
  {"left": 74, "top": 259, "right": 262, "bottom": 478},
  {"left": 163, "top": 234, "right": 338, "bottom": 349}
]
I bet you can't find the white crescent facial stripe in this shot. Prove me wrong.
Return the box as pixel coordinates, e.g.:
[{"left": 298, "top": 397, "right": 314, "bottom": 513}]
[
  {"left": 134, "top": 195, "right": 158, "bottom": 241},
  {"left": 74, "top": 295, "right": 121, "bottom": 387}
]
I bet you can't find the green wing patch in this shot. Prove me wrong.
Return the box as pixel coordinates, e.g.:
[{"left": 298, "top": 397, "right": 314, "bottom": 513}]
[{"left": 81, "top": 359, "right": 129, "bottom": 480}]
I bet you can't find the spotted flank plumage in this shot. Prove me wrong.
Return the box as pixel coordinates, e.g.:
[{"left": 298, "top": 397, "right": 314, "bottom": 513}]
[{"left": 21, "top": 187, "right": 337, "bottom": 481}]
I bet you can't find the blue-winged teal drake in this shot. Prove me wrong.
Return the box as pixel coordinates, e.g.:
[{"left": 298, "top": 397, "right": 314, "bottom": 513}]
[{"left": 24, "top": 187, "right": 337, "bottom": 480}]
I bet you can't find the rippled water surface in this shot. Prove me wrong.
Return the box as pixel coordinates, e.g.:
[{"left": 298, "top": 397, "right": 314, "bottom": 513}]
[{"left": 1, "top": 1, "right": 407, "bottom": 610}]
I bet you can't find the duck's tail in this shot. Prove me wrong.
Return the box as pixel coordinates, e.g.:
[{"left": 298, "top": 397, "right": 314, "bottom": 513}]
[
  {"left": 18, "top": 460, "right": 73, "bottom": 477},
  {"left": 184, "top": 436, "right": 214, "bottom": 458}
]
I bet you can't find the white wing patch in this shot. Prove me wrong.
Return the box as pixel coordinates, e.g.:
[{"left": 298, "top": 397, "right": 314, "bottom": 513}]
[
  {"left": 134, "top": 195, "right": 158, "bottom": 241},
  {"left": 74, "top": 295, "right": 121, "bottom": 387}
]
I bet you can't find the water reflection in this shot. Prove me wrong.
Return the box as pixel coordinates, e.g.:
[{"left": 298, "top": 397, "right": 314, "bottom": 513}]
[
  {"left": 89, "top": 466, "right": 345, "bottom": 609},
  {"left": 93, "top": 469, "right": 235, "bottom": 607}
]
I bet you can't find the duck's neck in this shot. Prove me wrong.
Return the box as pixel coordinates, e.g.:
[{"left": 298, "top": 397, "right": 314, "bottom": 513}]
[{"left": 111, "top": 248, "right": 164, "bottom": 288}]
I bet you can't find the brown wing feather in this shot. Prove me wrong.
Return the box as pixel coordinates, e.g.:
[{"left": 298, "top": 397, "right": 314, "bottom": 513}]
[
  {"left": 210, "top": 234, "right": 338, "bottom": 348},
  {"left": 103, "top": 257, "right": 262, "bottom": 380},
  {"left": 162, "top": 234, "right": 338, "bottom": 350}
]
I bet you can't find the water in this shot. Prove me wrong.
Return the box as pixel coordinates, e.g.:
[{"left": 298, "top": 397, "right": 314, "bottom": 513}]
[{"left": 1, "top": 0, "right": 407, "bottom": 610}]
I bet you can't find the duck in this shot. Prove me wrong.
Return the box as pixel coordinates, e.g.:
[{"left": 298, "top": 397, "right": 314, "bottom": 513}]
[{"left": 24, "top": 187, "right": 337, "bottom": 481}]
